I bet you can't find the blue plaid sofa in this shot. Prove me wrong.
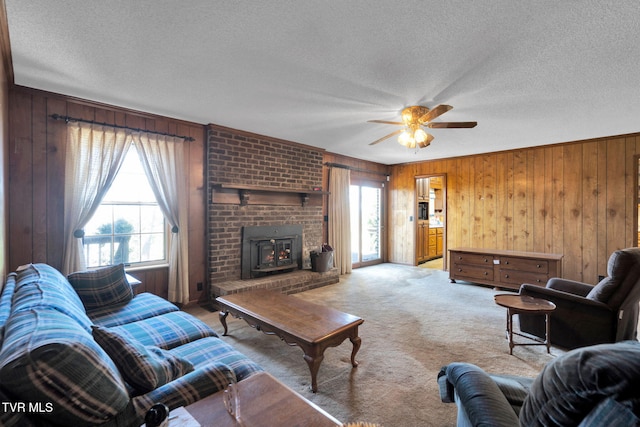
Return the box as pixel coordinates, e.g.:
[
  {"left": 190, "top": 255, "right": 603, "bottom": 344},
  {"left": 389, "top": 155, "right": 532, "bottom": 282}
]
[
  {"left": 438, "top": 340, "right": 640, "bottom": 426},
  {"left": 0, "top": 263, "right": 262, "bottom": 426}
]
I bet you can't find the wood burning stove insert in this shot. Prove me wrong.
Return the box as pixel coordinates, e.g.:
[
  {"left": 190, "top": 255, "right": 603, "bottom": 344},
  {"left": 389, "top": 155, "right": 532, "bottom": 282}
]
[
  {"left": 241, "top": 225, "right": 303, "bottom": 279},
  {"left": 255, "top": 238, "right": 294, "bottom": 270}
]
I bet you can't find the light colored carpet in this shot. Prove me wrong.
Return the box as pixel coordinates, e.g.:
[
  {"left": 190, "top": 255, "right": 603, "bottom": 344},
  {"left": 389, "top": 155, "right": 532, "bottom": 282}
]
[{"left": 187, "top": 264, "right": 563, "bottom": 426}]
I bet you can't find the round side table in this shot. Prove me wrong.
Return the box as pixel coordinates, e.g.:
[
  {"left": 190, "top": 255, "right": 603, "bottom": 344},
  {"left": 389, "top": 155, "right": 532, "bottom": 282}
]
[{"left": 494, "top": 294, "right": 556, "bottom": 355}]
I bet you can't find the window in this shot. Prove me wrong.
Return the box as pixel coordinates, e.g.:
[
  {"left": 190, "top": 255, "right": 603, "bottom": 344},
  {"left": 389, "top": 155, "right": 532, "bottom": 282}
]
[{"left": 83, "top": 145, "right": 167, "bottom": 268}]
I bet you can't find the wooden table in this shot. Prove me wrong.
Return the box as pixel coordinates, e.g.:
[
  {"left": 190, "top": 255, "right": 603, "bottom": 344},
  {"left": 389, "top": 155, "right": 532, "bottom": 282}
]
[
  {"left": 494, "top": 294, "right": 556, "bottom": 355},
  {"left": 216, "top": 289, "right": 364, "bottom": 392},
  {"left": 184, "top": 371, "right": 342, "bottom": 426}
]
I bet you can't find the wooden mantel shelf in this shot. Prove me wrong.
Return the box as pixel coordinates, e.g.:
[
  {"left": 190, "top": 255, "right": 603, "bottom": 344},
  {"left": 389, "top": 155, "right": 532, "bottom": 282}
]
[{"left": 211, "top": 184, "right": 328, "bottom": 207}]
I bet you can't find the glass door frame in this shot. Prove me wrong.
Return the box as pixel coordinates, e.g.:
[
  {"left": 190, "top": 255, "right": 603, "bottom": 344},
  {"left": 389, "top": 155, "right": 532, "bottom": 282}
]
[{"left": 350, "top": 178, "right": 386, "bottom": 269}]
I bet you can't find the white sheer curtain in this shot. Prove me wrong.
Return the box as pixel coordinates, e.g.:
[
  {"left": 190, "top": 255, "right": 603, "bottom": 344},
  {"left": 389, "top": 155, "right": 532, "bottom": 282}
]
[
  {"left": 62, "top": 123, "right": 131, "bottom": 274},
  {"left": 133, "top": 133, "right": 190, "bottom": 304},
  {"left": 328, "top": 167, "right": 352, "bottom": 275}
]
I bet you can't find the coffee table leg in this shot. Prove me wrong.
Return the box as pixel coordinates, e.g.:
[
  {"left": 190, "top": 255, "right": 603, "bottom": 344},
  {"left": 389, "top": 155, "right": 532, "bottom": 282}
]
[
  {"left": 219, "top": 310, "right": 229, "bottom": 336},
  {"left": 303, "top": 352, "right": 324, "bottom": 393},
  {"left": 349, "top": 336, "right": 361, "bottom": 367}
]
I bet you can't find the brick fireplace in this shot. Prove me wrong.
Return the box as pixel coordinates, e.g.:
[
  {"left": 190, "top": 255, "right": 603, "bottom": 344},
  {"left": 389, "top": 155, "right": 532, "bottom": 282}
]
[{"left": 206, "top": 124, "right": 338, "bottom": 298}]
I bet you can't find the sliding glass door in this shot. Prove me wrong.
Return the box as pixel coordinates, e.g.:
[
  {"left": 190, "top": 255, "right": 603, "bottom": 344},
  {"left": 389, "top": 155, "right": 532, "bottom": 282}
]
[{"left": 350, "top": 183, "right": 383, "bottom": 267}]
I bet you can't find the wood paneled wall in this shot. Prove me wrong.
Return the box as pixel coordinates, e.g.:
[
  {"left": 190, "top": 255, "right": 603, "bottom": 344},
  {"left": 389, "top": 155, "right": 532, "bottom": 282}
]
[
  {"left": 389, "top": 134, "right": 640, "bottom": 284},
  {"left": 7, "top": 86, "right": 207, "bottom": 302},
  {"left": 7, "top": 84, "right": 639, "bottom": 293}
]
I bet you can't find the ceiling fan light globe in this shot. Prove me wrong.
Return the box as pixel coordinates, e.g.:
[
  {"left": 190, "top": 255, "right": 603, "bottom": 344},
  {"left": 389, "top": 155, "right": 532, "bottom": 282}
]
[
  {"left": 414, "top": 128, "right": 428, "bottom": 143},
  {"left": 398, "top": 130, "right": 412, "bottom": 146}
]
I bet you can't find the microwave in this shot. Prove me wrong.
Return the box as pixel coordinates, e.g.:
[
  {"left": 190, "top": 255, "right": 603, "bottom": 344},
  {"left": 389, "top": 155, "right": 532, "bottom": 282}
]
[{"left": 418, "top": 202, "right": 428, "bottom": 220}]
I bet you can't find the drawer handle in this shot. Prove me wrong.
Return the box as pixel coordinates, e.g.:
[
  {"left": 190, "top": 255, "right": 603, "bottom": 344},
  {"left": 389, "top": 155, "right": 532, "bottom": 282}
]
[
  {"left": 505, "top": 261, "right": 509, "bottom": 265},
  {"left": 536, "top": 264, "right": 541, "bottom": 268},
  {"left": 504, "top": 274, "right": 509, "bottom": 278},
  {"left": 458, "top": 268, "right": 462, "bottom": 272},
  {"left": 484, "top": 272, "right": 488, "bottom": 275},
  {"left": 484, "top": 258, "right": 489, "bottom": 263}
]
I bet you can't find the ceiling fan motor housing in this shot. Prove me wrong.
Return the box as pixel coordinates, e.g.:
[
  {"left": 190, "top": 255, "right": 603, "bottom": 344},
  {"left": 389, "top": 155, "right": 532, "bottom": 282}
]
[{"left": 402, "top": 106, "right": 430, "bottom": 126}]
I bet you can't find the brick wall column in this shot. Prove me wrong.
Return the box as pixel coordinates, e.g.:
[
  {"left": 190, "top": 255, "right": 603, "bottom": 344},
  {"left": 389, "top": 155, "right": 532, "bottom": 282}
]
[{"left": 206, "top": 125, "right": 325, "bottom": 285}]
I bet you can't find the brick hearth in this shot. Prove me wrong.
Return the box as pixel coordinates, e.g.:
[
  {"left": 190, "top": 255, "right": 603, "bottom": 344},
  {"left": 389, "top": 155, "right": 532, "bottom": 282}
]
[{"left": 211, "top": 268, "right": 339, "bottom": 301}]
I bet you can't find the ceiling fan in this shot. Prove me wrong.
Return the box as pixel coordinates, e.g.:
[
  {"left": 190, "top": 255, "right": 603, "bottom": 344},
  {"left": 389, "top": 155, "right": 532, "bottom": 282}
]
[{"left": 368, "top": 105, "right": 477, "bottom": 149}]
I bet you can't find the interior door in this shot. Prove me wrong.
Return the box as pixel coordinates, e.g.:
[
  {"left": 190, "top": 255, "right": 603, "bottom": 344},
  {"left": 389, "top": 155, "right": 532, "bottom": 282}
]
[{"left": 350, "top": 183, "right": 383, "bottom": 268}]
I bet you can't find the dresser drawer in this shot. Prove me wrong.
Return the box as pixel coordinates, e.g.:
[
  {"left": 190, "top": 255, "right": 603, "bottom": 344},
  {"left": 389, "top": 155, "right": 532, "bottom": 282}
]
[
  {"left": 452, "top": 263, "right": 494, "bottom": 281},
  {"left": 499, "top": 269, "right": 548, "bottom": 287},
  {"left": 500, "top": 257, "right": 548, "bottom": 273},
  {"left": 451, "top": 252, "right": 493, "bottom": 266}
]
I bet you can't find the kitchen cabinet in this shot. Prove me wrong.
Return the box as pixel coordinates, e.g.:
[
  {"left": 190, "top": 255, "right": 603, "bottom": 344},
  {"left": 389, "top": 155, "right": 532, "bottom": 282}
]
[
  {"left": 416, "top": 221, "right": 430, "bottom": 263},
  {"left": 428, "top": 227, "right": 437, "bottom": 258},
  {"left": 417, "top": 178, "right": 429, "bottom": 200}
]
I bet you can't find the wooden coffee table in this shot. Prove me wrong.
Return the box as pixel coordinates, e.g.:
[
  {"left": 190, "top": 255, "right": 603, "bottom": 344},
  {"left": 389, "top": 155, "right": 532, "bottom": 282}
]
[
  {"left": 184, "top": 371, "right": 342, "bottom": 426},
  {"left": 494, "top": 294, "right": 556, "bottom": 355},
  {"left": 216, "top": 289, "right": 364, "bottom": 392}
]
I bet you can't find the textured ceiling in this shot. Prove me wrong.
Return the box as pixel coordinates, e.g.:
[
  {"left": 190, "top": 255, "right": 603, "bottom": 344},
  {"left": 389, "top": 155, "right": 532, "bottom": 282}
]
[{"left": 5, "top": 1, "right": 640, "bottom": 164}]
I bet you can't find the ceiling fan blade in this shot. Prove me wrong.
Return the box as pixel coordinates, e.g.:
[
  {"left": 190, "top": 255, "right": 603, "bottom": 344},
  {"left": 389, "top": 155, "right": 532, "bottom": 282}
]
[
  {"left": 417, "top": 133, "right": 435, "bottom": 148},
  {"left": 369, "top": 129, "right": 403, "bottom": 145},
  {"left": 367, "top": 119, "right": 404, "bottom": 125},
  {"left": 418, "top": 104, "right": 453, "bottom": 123},
  {"left": 427, "top": 121, "right": 477, "bottom": 128}
]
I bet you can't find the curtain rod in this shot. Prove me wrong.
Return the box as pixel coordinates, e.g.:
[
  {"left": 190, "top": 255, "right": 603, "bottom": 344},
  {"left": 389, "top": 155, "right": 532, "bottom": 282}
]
[
  {"left": 49, "top": 114, "right": 195, "bottom": 141},
  {"left": 324, "top": 162, "right": 390, "bottom": 177}
]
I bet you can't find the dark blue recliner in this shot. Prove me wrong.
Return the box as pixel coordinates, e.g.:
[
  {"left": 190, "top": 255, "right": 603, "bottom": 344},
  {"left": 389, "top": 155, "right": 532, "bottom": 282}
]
[{"left": 438, "top": 341, "right": 640, "bottom": 426}]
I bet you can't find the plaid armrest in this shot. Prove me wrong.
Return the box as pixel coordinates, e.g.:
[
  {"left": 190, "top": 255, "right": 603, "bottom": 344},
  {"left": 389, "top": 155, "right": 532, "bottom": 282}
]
[
  {"left": 125, "top": 362, "right": 237, "bottom": 426},
  {"left": 0, "top": 273, "right": 16, "bottom": 341}
]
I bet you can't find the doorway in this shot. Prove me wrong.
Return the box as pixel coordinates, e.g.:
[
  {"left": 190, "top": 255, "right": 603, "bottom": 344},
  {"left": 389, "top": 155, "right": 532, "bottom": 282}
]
[
  {"left": 350, "top": 183, "right": 384, "bottom": 268},
  {"left": 416, "top": 174, "right": 446, "bottom": 269}
]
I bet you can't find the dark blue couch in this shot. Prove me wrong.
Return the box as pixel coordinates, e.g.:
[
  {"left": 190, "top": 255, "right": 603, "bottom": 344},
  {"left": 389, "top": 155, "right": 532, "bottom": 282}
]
[{"left": 0, "top": 263, "right": 262, "bottom": 426}]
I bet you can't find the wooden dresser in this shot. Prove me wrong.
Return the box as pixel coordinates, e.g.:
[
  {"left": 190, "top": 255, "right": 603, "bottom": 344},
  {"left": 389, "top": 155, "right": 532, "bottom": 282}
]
[{"left": 449, "top": 247, "right": 563, "bottom": 291}]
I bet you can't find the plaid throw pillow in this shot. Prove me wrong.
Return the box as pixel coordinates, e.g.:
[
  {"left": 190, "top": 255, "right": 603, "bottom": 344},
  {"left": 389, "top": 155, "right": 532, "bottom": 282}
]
[
  {"left": 68, "top": 264, "right": 133, "bottom": 310},
  {"left": 92, "top": 326, "right": 194, "bottom": 393}
]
